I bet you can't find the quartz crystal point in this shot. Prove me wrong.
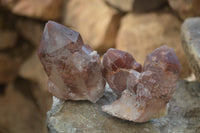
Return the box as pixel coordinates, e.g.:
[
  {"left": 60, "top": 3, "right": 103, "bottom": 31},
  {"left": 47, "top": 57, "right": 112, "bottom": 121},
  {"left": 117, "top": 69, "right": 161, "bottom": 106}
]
[
  {"left": 102, "top": 48, "right": 142, "bottom": 96},
  {"left": 38, "top": 21, "right": 105, "bottom": 103},
  {"left": 102, "top": 46, "right": 181, "bottom": 122}
]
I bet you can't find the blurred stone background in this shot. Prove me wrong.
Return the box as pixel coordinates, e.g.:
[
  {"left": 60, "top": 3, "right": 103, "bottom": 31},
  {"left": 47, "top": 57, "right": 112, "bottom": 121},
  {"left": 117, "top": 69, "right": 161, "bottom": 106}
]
[{"left": 0, "top": 0, "right": 199, "bottom": 133}]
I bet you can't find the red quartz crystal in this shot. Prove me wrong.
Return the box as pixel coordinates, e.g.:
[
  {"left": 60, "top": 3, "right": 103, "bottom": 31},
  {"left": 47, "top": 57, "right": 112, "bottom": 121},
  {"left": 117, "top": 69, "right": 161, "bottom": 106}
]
[
  {"left": 38, "top": 21, "right": 105, "bottom": 103},
  {"left": 102, "top": 46, "right": 181, "bottom": 122},
  {"left": 102, "top": 48, "right": 141, "bottom": 96}
]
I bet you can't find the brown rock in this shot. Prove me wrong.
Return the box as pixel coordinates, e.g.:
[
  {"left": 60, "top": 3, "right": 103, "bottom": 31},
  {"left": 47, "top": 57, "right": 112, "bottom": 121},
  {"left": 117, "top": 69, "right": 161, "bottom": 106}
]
[
  {"left": 116, "top": 12, "right": 191, "bottom": 78},
  {"left": 1, "top": 0, "right": 63, "bottom": 20},
  {"left": 63, "top": 0, "right": 122, "bottom": 51},
  {"left": 181, "top": 17, "right": 200, "bottom": 82},
  {"left": 0, "top": 54, "right": 20, "bottom": 83},
  {"left": 0, "top": 30, "right": 17, "bottom": 49},
  {"left": 105, "top": 0, "right": 134, "bottom": 12},
  {"left": 0, "top": 78, "right": 51, "bottom": 133},
  {"left": 132, "top": 0, "right": 167, "bottom": 12},
  {"left": 168, "top": 0, "right": 200, "bottom": 19},
  {"left": 19, "top": 51, "right": 48, "bottom": 90},
  {"left": 16, "top": 19, "right": 43, "bottom": 46},
  {"left": 106, "top": 0, "right": 166, "bottom": 12}
]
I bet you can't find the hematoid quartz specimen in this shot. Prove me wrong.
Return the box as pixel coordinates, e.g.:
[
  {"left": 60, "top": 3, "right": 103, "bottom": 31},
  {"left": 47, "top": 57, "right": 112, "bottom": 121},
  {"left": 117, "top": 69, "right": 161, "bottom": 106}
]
[
  {"left": 38, "top": 21, "right": 181, "bottom": 122},
  {"left": 102, "top": 46, "right": 181, "bottom": 122},
  {"left": 38, "top": 21, "right": 105, "bottom": 103}
]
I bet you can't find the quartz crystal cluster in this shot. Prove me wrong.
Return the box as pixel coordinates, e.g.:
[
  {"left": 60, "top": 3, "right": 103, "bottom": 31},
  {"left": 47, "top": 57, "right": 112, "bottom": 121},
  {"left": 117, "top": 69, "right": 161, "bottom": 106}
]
[
  {"left": 38, "top": 21, "right": 181, "bottom": 122},
  {"left": 102, "top": 46, "right": 181, "bottom": 122},
  {"left": 38, "top": 21, "right": 105, "bottom": 103}
]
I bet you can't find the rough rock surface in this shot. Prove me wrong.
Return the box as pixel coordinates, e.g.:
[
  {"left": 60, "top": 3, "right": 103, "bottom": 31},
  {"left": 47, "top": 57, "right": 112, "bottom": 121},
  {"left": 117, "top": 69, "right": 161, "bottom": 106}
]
[
  {"left": 47, "top": 80, "right": 200, "bottom": 133},
  {"left": 181, "top": 17, "right": 200, "bottom": 82},
  {"left": 63, "top": 0, "right": 122, "bottom": 51},
  {"left": 38, "top": 21, "right": 105, "bottom": 103},
  {"left": 102, "top": 46, "right": 181, "bottom": 122},
  {"left": 0, "top": 30, "right": 17, "bottom": 49},
  {"left": 1, "top": 0, "right": 63, "bottom": 20},
  {"left": 116, "top": 12, "right": 191, "bottom": 78},
  {"left": 168, "top": 0, "right": 200, "bottom": 19},
  {"left": 106, "top": 0, "right": 166, "bottom": 12}
]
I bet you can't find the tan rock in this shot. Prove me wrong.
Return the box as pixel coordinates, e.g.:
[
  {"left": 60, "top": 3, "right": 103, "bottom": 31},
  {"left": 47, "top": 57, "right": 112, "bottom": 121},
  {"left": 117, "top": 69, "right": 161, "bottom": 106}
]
[
  {"left": 0, "top": 54, "right": 20, "bottom": 83},
  {"left": 181, "top": 17, "right": 200, "bottom": 82},
  {"left": 19, "top": 51, "right": 48, "bottom": 90},
  {"left": 63, "top": 0, "right": 122, "bottom": 51},
  {"left": 0, "top": 79, "right": 51, "bottom": 133},
  {"left": 1, "top": 0, "right": 63, "bottom": 20},
  {"left": 116, "top": 12, "right": 191, "bottom": 78},
  {"left": 105, "top": 0, "right": 134, "bottom": 12},
  {"left": 0, "top": 30, "right": 17, "bottom": 49},
  {"left": 16, "top": 19, "right": 43, "bottom": 46},
  {"left": 168, "top": 0, "right": 200, "bottom": 19},
  {"left": 106, "top": 0, "right": 166, "bottom": 12}
]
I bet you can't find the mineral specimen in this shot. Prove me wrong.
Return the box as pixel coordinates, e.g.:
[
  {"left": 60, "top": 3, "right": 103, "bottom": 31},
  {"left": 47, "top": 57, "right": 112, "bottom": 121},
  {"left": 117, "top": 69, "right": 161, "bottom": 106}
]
[
  {"left": 102, "top": 48, "right": 142, "bottom": 96},
  {"left": 102, "top": 46, "right": 181, "bottom": 122},
  {"left": 38, "top": 21, "right": 105, "bottom": 103}
]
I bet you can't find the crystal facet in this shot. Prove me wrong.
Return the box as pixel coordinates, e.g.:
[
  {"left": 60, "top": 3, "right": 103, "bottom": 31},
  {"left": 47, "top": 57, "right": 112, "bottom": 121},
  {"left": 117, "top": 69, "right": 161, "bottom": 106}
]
[
  {"left": 38, "top": 21, "right": 105, "bottom": 103},
  {"left": 102, "top": 48, "right": 142, "bottom": 96},
  {"left": 102, "top": 46, "right": 181, "bottom": 122}
]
